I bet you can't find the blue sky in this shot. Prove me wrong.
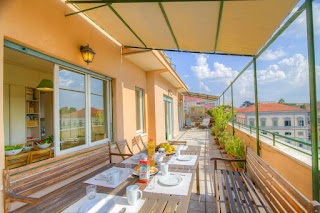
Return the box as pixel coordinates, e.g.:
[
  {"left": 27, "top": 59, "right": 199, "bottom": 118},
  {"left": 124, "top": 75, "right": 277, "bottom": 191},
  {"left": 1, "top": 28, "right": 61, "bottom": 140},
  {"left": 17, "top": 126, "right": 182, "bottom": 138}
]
[{"left": 166, "top": 0, "right": 320, "bottom": 107}]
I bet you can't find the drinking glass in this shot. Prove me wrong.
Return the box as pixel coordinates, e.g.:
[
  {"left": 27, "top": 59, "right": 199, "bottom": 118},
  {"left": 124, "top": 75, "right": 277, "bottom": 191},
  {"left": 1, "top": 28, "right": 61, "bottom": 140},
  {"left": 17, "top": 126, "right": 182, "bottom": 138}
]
[
  {"left": 125, "top": 163, "right": 132, "bottom": 176},
  {"left": 146, "top": 176, "right": 155, "bottom": 190},
  {"left": 86, "top": 185, "right": 96, "bottom": 200}
]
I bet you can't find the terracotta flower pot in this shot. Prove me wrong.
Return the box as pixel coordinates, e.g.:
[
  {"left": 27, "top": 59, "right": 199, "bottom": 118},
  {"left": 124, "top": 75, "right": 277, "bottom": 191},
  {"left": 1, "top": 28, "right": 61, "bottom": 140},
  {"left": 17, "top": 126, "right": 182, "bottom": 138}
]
[{"left": 231, "top": 162, "right": 245, "bottom": 172}]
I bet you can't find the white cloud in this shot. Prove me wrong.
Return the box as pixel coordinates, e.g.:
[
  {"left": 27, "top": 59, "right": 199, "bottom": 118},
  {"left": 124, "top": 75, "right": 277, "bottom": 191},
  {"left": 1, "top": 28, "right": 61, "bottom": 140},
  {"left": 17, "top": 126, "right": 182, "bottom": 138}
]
[
  {"left": 183, "top": 74, "right": 189, "bottom": 78},
  {"left": 191, "top": 54, "right": 238, "bottom": 85},
  {"left": 285, "top": 3, "right": 320, "bottom": 37},
  {"left": 259, "top": 49, "right": 285, "bottom": 61},
  {"left": 200, "top": 82, "right": 210, "bottom": 93},
  {"left": 258, "top": 64, "right": 286, "bottom": 84}
]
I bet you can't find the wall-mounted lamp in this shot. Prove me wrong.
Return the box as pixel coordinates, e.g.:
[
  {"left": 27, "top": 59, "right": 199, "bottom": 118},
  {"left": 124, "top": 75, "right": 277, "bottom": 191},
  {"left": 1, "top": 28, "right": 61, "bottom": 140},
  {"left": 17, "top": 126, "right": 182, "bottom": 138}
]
[
  {"left": 168, "top": 89, "right": 173, "bottom": 97},
  {"left": 80, "top": 45, "right": 96, "bottom": 64},
  {"left": 36, "top": 79, "right": 54, "bottom": 91}
]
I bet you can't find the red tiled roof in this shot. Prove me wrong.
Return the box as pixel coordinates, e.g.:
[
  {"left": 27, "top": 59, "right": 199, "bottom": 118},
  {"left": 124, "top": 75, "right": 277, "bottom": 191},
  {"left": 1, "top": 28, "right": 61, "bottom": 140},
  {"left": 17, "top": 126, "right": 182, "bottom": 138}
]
[
  {"left": 61, "top": 107, "right": 102, "bottom": 117},
  {"left": 204, "top": 104, "right": 215, "bottom": 110},
  {"left": 236, "top": 103, "right": 305, "bottom": 113},
  {"left": 184, "top": 96, "right": 206, "bottom": 102}
]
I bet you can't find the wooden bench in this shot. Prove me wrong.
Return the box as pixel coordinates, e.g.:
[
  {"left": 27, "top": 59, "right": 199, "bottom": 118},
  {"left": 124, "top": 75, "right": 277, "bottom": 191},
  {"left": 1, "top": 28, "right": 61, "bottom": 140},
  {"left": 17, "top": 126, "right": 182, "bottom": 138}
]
[
  {"left": 211, "top": 147, "right": 320, "bottom": 213},
  {"left": 3, "top": 143, "right": 110, "bottom": 213}
]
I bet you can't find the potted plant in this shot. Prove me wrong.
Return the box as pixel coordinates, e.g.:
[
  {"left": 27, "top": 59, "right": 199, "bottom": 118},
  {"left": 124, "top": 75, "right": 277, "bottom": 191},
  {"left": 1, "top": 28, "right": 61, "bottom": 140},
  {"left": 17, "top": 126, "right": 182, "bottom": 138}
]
[
  {"left": 5, "top": 145, "right": 24, "bottom": 156},
  {"left": 36, "top": 135, "right": 53, "bottom": 149}
]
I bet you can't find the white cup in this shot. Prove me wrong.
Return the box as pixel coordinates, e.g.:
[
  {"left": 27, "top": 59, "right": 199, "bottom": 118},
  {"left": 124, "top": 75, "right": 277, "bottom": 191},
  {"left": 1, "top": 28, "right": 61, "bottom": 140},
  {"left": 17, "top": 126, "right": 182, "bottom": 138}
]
[
  {"left": 160, "top": 163, "right": 168, "bottom": 176},
  {"left": 101, "top": 170, "right": 121, "bottom": 185},
  {"left": 126, "top": 185, "right": 143, "bottom": 206}
]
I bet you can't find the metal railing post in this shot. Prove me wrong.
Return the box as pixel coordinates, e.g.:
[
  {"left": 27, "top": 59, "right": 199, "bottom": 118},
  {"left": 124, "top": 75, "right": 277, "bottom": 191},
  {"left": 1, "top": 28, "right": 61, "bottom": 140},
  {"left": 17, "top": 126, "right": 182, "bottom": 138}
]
[
  {"left": 273, "top": 133, "right": 276, "bottom": 146},
  {"left": 222, "top": 93, "right": 225, "bottom": 105},
  {"left": 253, "top": 57, "right": 260, "bottom": 156},
  {"left": 231, "top": 84, "right": 235, "bottom": 136},
  {"left": 306, "top": 0, "right": 319, "bottom": 201}
]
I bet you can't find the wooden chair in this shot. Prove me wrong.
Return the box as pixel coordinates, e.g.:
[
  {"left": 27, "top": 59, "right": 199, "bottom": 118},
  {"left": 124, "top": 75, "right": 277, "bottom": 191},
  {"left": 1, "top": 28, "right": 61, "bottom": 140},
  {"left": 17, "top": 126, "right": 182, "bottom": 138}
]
[
  {"left": 29, "top": 148, "right": 52, "bottom": 164},
  {"left": 109, "top": 140, "right": 133, "bottom": 163},
  {"left": 132, "top": 136, "right": 143, "bottom": 151},
  {"left": 5, "top": 152, "right": 30, "bottom": 169},
  {"left": 134, "top": 135, "right": 147, "bottom": 149}
]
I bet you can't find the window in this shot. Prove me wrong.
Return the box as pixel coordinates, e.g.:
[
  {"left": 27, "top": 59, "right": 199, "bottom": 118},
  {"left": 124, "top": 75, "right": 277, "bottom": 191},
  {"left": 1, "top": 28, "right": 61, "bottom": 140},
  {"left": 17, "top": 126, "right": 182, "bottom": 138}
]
[
  {"left": 59, "top": 69, "right": 86, "bottom": 150},
  {"left": 272, "top": 118, "right": 278, "bottom": 126},
  {"left": 249, "top": 119, "right": 254, "bottom": 126},
  {"left": 57, "top": 67, "right": 111, "bottom": 153},
  {"left": 298, "top": 120, "right": 304, "bottom": 126},
  {"left": 91, "top": 77, "right": 108, "bottom": 143},
  {"left": 284, "top": 120, "right": 291, "bottom": 126},
  {"left": 285, "top": 132, "right": 292, "bottom": 136},
  {"left": 298, "top": 131, "right": 304, "bottom": 136},
  {"left": 260, "top": 119, "right": 266, "bottom": 127},
  {"left": 136, "top": 87, "right": 144, "bottom": 133}
]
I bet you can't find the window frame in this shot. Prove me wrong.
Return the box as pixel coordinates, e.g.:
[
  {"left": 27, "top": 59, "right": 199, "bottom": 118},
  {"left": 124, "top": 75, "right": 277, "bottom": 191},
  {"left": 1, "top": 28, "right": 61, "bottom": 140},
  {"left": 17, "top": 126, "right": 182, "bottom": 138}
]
[
  {"left": 284, "top": 120, "right": 292, "bottom": 127},
  {"left": 135, "top": 87, "right": 145, "bottom": 134},
  {"left": 54, "top": 65, "right": 112, "bottom": 156}
]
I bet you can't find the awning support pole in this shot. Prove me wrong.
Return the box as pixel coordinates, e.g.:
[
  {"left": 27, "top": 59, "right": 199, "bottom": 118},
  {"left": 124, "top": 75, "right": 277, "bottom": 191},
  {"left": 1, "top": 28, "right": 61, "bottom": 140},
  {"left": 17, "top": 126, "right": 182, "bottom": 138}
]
[
  {"left": 253, "top": 57, "right": 260, "bottom": 156},
  {"left": 306, "top": 0, "right": 319, "bottom": 201},
  {"left": 231, "top": 84, "right": 234, "bottom": 136}
]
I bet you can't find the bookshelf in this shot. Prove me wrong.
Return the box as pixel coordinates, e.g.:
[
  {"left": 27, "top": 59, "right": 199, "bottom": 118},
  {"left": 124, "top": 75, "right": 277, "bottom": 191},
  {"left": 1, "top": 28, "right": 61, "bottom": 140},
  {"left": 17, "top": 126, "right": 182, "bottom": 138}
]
[{"left": 26, "top": 88, "right": 40, "bottom": 144}]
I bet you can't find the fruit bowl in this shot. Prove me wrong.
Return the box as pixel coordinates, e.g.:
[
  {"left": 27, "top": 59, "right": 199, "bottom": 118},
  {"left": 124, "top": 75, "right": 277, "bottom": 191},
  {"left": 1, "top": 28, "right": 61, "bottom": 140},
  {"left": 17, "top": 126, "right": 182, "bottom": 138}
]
[
  {"left": 5, "top": 148, "right": 23, "bottom": 156},
  {"left": 36, "top": 143, "right": 51, "bottom": 149}
]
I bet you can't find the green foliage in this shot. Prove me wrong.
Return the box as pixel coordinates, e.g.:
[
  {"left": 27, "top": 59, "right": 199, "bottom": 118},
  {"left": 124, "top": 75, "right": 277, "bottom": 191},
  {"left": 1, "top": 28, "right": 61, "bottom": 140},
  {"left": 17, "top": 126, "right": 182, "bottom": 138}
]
[
  {"left": 211, "top": 105, "right": 235, "bottom": 135},
  {"left": 5, "top": 145, "right": 23, "bottom": 151},
  {"left": 278, "top": 98, "right": 285, "bottom": 104},
  {"left": 40, "top": 135, "right": 54, "bottom": 144},
  {"left": 218, "top": 131, "right": 246, "bottom": 164}
]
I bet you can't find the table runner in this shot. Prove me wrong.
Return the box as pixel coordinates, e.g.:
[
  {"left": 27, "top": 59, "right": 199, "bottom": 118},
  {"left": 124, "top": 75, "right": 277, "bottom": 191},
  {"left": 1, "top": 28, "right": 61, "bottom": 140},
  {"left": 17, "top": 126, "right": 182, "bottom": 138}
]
[
  {"left": 143, "top": 172, "right": 192, "bottom": 196},
  {"left": 62, "top": 193, "right": 145, "bottom": 213},
  {"left": 84, "top": 167, "right": 131, "bottom": 188}
]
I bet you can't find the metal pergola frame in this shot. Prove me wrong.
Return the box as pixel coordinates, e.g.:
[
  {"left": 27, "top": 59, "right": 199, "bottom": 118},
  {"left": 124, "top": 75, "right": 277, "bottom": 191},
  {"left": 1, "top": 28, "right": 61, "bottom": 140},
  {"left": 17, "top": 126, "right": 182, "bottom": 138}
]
[
  {"left": 65, "top": 0, "right": 256, "bottom": 57},
  {"left": 215, "top": 0, "right": 319, "bottom": 200},
  {"left": 65, "top": 0, "right": 318, "bottom": 200}
]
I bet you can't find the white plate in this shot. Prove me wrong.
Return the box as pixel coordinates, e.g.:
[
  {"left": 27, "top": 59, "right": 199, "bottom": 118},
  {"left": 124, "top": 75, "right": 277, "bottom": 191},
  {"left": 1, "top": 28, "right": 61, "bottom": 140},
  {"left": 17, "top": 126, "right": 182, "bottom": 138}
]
[
  {"left": 176, "top": 156, "right": 193, "bottom": 161},
  {"left": 79, "top": 198, "right": 115, "bottom": 213},
  {"left": 158, "top": 175, "right": 183, "bottom": 186}
]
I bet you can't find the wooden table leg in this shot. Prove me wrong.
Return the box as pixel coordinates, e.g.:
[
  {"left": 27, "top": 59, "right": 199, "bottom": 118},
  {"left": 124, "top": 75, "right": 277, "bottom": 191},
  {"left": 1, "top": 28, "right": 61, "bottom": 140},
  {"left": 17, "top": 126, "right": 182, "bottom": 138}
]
[{"left": 196, "top": 163, "right": 200, "bottom": 195}]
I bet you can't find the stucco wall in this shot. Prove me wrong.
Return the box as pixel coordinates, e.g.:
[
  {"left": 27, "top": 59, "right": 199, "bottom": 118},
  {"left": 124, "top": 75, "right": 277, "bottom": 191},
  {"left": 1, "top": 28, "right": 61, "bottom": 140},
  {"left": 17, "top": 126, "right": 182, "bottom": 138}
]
[
  {"left": 0, "top": 0, "right": 184, "bottom": 210},
  {"left": 0, "top": 32, "right": 4, "bottom": 212},
  {"left": 154, "top": 73, "right": 179, "bottom": 144},
  {"left": 227, "top": 125, "right": 312, "bottom": 200}
]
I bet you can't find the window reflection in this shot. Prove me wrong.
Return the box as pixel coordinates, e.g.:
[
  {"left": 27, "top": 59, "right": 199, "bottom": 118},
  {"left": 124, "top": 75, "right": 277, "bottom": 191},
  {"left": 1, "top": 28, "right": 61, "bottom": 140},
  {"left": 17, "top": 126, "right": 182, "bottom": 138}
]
[
  {"left": 91, "top": 77, "right": 107, "bottom": 142},
  {"left": 59, "top": 69, "right": 86, "bottom": 150}
]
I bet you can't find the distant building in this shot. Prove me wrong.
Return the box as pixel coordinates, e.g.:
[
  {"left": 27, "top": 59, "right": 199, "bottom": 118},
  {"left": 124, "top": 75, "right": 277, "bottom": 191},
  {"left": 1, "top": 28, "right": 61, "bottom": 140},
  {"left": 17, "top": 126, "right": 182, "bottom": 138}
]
[
  {"left": 236, "top": 103, "right": 309, "bottom": 143},
  {"left": 184, "top": 96, "right": 215, "bottom": 122}
]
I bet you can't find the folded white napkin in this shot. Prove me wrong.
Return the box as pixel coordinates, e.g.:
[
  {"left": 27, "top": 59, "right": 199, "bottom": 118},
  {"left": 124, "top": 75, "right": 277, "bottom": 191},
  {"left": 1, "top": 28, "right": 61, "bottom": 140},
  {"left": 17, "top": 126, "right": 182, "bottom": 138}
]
[
  {"left": 144, "top": 172, "right": 192, "bottom": 196},
  {"left": 62, "top": 193, "right": 145, "bottom": 213},
  {"left": 178, "top": 145, "right": 188, "bottom": 150},
  {"left": 168, "top": 155, "right": 197, "bottom": 166},
  {"left": 84, "top": 167, "right": 131, "bottom": 188}
]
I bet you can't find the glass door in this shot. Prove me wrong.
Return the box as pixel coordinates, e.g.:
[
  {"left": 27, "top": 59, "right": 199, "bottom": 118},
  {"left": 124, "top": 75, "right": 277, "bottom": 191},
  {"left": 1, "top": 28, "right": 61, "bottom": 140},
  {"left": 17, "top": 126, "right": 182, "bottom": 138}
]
[{"left": 164, "top": 96, "right": 173, "bottom": 140}]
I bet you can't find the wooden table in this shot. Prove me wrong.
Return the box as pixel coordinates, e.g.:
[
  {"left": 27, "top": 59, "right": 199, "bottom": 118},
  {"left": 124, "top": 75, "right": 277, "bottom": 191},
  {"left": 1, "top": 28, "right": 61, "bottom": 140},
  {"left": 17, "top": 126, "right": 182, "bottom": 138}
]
[{"left": 13, "top": 145, "right": 201, "bottom": 213}]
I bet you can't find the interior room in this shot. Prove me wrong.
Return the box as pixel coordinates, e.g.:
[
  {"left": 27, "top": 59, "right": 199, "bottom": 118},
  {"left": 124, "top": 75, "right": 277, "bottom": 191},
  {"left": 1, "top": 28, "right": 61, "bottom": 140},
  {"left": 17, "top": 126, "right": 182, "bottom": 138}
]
[{"left": 3, "top": 47, "right": 54, "bottom": 148}]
